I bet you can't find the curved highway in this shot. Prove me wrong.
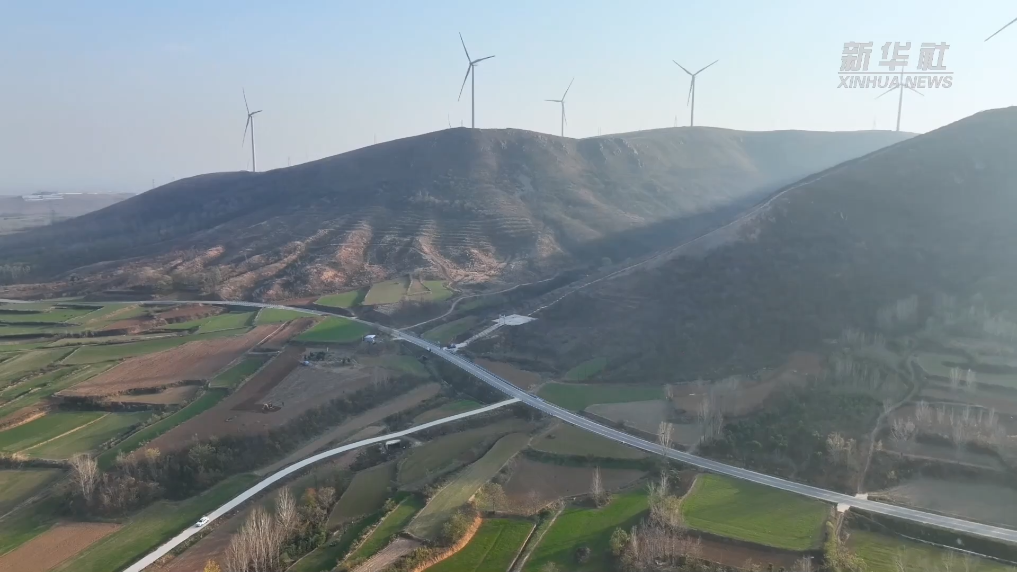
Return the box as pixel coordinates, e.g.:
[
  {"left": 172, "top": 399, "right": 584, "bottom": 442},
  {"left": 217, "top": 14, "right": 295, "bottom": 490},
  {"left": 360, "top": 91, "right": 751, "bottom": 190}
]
[{"left": 4, "top": 297, "right": 1017, "bottom": 545}]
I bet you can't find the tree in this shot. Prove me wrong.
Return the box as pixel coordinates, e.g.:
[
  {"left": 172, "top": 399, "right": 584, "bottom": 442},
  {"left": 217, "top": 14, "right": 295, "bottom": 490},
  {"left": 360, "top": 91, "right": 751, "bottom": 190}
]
[
  {"left": 590, "top": 466, "right": 607, "bottom": 507},
  {"left": 275, "top": 488, "right": 298, "bottom": 539},
  {"left": 203, "top": 561, "right": 222, "bottom": 572},
  {"left": 575, "top": 545, "right": 591, "bottom": 563},
  {"left": 610, "top": 528, "right": 630, "bottom": 557},
  {"left": 69, "top": 454, "right": 99, "bottom": 501}
]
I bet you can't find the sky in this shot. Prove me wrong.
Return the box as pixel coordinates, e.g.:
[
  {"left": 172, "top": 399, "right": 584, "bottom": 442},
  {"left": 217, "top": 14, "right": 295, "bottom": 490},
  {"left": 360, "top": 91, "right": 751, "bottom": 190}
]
[{"left": 0, "top": 1, "right": 1014, "bottom": 194}]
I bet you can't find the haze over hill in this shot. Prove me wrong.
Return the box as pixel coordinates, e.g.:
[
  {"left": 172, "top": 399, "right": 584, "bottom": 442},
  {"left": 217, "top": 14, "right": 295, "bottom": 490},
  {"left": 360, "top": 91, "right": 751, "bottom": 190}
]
[
  {"left": 0, "top": 127, "right": 910, "bottom": 300},
  {"left": 492, "top": 107, "right": 1017, "bottom": 380},
  {"left": 0, "top": 192, "right": 133, "bottom": 235}
]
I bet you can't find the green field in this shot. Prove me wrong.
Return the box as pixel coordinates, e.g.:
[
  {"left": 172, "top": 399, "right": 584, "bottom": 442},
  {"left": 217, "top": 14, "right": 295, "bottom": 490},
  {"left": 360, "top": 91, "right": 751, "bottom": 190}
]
[
  {"left": 290, "top": 516, "right": 376, "bottom": 572},
  {"left": 0, "top": 342, "right": 49, "bottom": 353},
  {"left": 380, "top": 355, "right": 429, "bottom": 377},
  {"left": 62, "top": 329, "right": 247, "bottom": 364},
  {"left": 0, "top": 365, "right": 75, "bottom": 401},
  {"left": 255, "top": 308, "right": 310, "bottom": 324},
  {"left": 429, "top": 518, "right": 534, "bottom": 572},
  {"left": 348, "top": 495, "right": 425, "bottom": 561},
  {"left": 317, "top": 290, "right": 366, "bottom": 309},
  {"left": 421, "top": 281, "right": 453, "bottom": 302},
  {"left": 363, "top": 279, "right": 408, "bottom": 306},
  {"left": 530, "top": 423, "right": 645, "bottom": 460},
  {"left": 97, "top": 389, "right": 228, "bottom": 467},
  {"left": 65, "top": 304, "right": 133, "bottom": 325},
  {"left": 0, "top": 411, "right": 106, "bottom": 453},
  {"left": 28, "top": 412, "right": 151, "bottom": 459},
  {"left": 0, "top": 365, "right": 111, "bottom": 421},
  {"left": 524, "top": 491, "right": 649, "bottom": 572},
  {"left": 210, "top": 356, "right": 268, "bottom": 389},
  {"left": 0, "top": 308, "right": 93, "bottom": 324},
  {"left": 0, "top": 469, "right": 63, "bottom": 514},
  {"left": 329, "top": 462, "right": 396, "bottom": 527},
  {"left": 398, "top": 419, "right": 528, "bottom": 486},
  {"left": 537, "top": 382, "right": 662, "bottom": 411},
  {"left": 412, "top": 399, "right": 481, "bottom": 424},
  {"left": 682, "top": 474, "right": 827, "bottom": 551},
  {"left": 408, "top": 433, "right": 530, "bottom": 540},
  {"left": 913, "top": 351, "right": 964, "bottom": 378},
  {"left": 295, "top": 317, "right": 370, "bottom": 344},
  {"left": 849, "top": 530, "right": 1010, "bottom": 572},
  {"left": 0, "top": 494, "right": 63, "bottom": 554},
  {"left": 0, "top": 348, "right": 73, "bottom": 384},
  {"left": 422, "top": 316, "right": 478, "bottom": 345},
  {"left": 197, "top": 312, "right": 255, "bottom": 333},
  {"left": 564, "top": 357, "right": 608, "bottom": 381},
  {"left": 51, "top": 474, "right": 258, "bottom": 572}
]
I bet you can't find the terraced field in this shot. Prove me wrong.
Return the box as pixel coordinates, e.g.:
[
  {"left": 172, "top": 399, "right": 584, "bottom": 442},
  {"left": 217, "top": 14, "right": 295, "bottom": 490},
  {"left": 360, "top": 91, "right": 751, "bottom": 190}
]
[
  {"left": 329, "top": 462, "right": 397, "bottom": 527},
  {"left": 428, "top": 518, "right": 534, "bottom": 572},
  {"left": 295, "top": 317, "right": 370, "bottom": 344},
  {"left": 0, "top": 411, "right": 106, "bottom": 453},
  {"left": 27, "top": 412, "right": 150, "bottom": 459}
]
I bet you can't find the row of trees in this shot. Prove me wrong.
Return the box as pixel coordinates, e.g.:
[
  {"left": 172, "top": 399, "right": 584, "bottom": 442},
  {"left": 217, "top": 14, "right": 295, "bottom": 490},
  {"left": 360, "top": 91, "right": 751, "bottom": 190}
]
[{"left": 889, "top": 400, "right": 1005, "bottom": 447}]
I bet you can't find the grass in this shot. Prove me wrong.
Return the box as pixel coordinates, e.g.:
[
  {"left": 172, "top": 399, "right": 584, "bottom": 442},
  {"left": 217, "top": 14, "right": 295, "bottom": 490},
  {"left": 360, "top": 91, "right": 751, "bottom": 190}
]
[
  {"left": 0, "top": 365, "right": 111, "bottom": 421},
  {"left": 363, "top": 279, "right": 408, "bottom": 306},
  {"left": 51, "top": 474, "right": 259, "bottom": 572},
  {"left": 0, "top": 348, "right": 73, "bottom": 384},
  {"left": 408, "top": 433, "right": 530, "bottom": 540},
  {"left": 255, "top": 308, "right": 310, "bottom": 324},
  {"left": 398, "top": 419, "right": 528, "bottom": 485},
  {"left": 317, "top": 289, "right": 366, "bottom": 309},
  {"left": 412, "top": 399, "right": 482, "bottom": 424},
  {"left": 348, "top": 495, "right": 425, "bottom": 561},
  {"left": 429, "top": 518, "right": 534, "bottom": 572},
  {"left": 564, "top": 357, "right": 608, "bottom": 381},
  {"left": 0, "top": 342, "right": 50, "bottom": 353},
  {"left": 381, "top": 355, "right": 429, "bottom": 377},
  {"left": 196, "top": 311, "right": 255, "bottom": 333},
  {"left": 97, "top": 389, "right": 228, "bottom": 468},
  {"left": 681, "top": 474, "right": 827, "bottom": 551},
  {"left": 849, "top": 530, "right": 1010, "bottom": 572},
  {"left": 329, "top": 462, "right": 396, "bottom": 526},
  {"left": 524, "top": 491, "right": 649, "bottom": 572},
  {"left": 0, "top": 308, "right": 93, "bottom": 324},
  {"left": 64, "top": 304, "right": 132, "bottom": 325},
  {"left": 28, "top": 412, "right": 151, "bottom": 459},
  {"left": 290, "top": 516, "right": 376, "bottom": 572},
  {"left": 0, "top": 469, "right": 63, "bottom": 514},
  {"left": 61, "top": 329, "right": 247, "bottom": 364},
  {"left": 0, "top": 411, "right": 106, "bottom": 453},
  {"left": 537, "top": 382, "right": 662, "bottom": 411},
  {"left": 210, "top": 356, "right": 268, "bottom": 389},
  {"left": 295, "top": 317, "right": 370, "bottom": 344},
  {"left": 0, "top": 494, "right": 63, "bottom": 555},
  {"left": 530, "top": 423, "right": 646, "bottom": 460},
  {"left": 422, "top": 316, "right": 479, "bottom": 345},
  {"left": 421, "top": 281, "right": 454, "bottom": 302}
]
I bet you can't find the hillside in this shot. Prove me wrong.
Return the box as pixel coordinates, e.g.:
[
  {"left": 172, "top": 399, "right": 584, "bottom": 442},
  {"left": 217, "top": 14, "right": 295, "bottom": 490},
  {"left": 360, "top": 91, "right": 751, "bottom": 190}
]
[
  {"left": 0, "top": 128, "right": 910, "bottom": 300},
  {"left": 0, "top": 193, "right": 133, "bottom": 235},
  {"left": 492, "top": 107, "right": 1017, "bottom": 379}
]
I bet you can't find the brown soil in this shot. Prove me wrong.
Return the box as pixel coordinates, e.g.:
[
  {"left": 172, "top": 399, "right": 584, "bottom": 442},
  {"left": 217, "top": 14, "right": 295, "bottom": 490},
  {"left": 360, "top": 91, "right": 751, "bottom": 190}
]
[
  {"left": 0, "top": 406, "right": 46, "bottom": 431},
  {"left": 61, "top": 326, "right": 276, "bottom": 398},
  {"left": 694, "top": 534, "right": 803, "bottom": 571},
  {"left": 0, "top": 522, "right": 121, "bottom": 572},
  {"left": 503, "top": 457, "right": 645, "bottom": 512},
  {"left": 258, "top": 364, "right": 377, "bottom": 411},
  {"left": 475, "top": 359, "right": 541, "bottom": 389},
  {"left": 258, "top": 317, "right": 316, "bottom": 351},
  {"left": 112, "top": 385, "right": 201, "bottom": 405},
  {"left": 99, "top": 316, "right": 156, "bottom": 334},
  {"left": 351, "top": 538, "right": 422, "bottom": 572}
]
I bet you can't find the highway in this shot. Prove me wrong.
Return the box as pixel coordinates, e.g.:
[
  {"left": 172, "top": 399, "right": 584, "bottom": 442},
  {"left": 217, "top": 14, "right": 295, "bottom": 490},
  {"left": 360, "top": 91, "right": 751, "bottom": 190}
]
[
  {"left": 120, "top": 398, "right": 520, "bottom": 572},
  {"left": 5, "top": 297, "right": 1017, "bottom": 546}
]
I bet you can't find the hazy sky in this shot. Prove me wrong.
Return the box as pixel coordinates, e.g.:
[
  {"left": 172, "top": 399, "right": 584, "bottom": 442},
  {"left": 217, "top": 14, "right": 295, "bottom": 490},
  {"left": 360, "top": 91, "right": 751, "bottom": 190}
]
[{"left": 0, "top": 1, "right": 1013, "bottom": 193}]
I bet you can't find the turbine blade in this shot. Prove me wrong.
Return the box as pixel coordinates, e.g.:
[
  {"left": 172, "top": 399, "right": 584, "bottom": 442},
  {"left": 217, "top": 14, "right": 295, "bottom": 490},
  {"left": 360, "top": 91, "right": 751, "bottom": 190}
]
[
  {"left": 695, "top": 60, "right": 719, "bottom": 75},
  {"left": 242, "top": 116, "right": 250, "bottom": 146},
  {"left": 472, "top": 55, "right": 495, "bottom": 64},
  {"left": 875, "top": 86, "right": 897, "bottom": 99},
  {"left": 457, "top": 65, "right": 471, "bottom": 101},
  {"left": 907, "top": 86, "right": 925, "bottom": 96},
  {"left": 459, "top": 32, "right": 471, "bottom": 61},
  {"left": 251, "top": 110, "right": 263, "bottom": 115},
  {"left": 562, "top": 77, "right": 574, "bottom": 100},
  {"left": 545, "top": 99, "right": 560, "bottom": 102},
  {"left": 243, "top": 88, "right": 250, "bottom": 115},
  {"left": 673, "top": 60, "right": 692, "bottom": 76},
  {"left": 986, "top": 17, "right": 1017, "bottom": 41}
]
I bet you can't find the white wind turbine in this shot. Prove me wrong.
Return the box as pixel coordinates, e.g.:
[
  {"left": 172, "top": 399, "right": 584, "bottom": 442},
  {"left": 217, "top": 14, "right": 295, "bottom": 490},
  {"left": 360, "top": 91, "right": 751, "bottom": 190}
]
[
  {"left": 457, "top": 33, "right": 495, "bottom": 128},
  {"left": 673, "top": 59, "right": 718, "bottom": 127},
  {"left": 986, "top": 16, "right": 1016, "bottom": 41},
  {"left": 241, "top": 89, "right": 263, "bottom": 172},
  {"left": 545, "top": 78, "right": 574, "bottom": 137},
  {"left": 876, "top": 67, "right": 923, "bottom": 132}
]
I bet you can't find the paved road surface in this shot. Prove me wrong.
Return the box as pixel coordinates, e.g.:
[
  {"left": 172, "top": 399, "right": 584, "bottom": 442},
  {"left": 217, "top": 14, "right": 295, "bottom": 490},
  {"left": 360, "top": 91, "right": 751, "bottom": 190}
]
[{"left": 4, "top": 298, "right": 1017, "bottom": 548}]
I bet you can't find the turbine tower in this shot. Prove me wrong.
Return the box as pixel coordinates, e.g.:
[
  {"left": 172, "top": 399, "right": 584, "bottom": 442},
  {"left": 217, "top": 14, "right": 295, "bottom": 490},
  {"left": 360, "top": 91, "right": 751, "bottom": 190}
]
[
  {"left": 457, "top": 33, "right": 495, "bottom": 128},
  {"left": 673, "top": 59, "right": 718, "bottom": 127},
  {"left": 986, "top": 16, "right": 1016, "bottom": 41},
  {"left": 545, "top": 78, "right": 574, "bottom": 137},
  {"left": 241, "top": 89, "right": 263, "bottom": 173},
  {"left": 876, "top": 67, "right": 923, "bottom": 132}
]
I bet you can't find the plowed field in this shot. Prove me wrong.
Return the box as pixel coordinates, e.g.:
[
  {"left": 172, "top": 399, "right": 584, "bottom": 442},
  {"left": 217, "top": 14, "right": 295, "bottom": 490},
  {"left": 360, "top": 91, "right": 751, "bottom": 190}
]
[{"left": 0, "top": 522, "right": 121, "bottom": 572}]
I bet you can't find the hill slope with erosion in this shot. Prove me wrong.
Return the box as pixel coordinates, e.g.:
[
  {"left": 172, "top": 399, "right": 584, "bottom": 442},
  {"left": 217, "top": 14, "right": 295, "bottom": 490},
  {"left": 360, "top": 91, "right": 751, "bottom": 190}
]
[
  {"left": 493, "top": 107, "right": 1017, "bottom": 380},
  {"left": 0, "top": 127, "right": 910, "bottom": 300}
]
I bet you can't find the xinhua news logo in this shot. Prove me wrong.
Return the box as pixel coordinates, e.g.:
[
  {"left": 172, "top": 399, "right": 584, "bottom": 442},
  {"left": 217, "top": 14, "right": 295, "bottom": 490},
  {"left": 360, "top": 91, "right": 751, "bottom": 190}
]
[{"left": 839, "top": 42, "right": 953, "bottom": 89}]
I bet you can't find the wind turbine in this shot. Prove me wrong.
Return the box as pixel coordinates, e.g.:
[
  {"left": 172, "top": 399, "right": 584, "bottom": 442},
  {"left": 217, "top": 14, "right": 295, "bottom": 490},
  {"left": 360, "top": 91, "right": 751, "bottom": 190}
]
[
  {"left": 457, "top": 33, "right": 495, "bottom": 128},
  {"left": 545, "top": 78, "right": 574, "bottom": 137},
  {"left": 986, "top": 16, "right": 1016, "bottom": 41},
  {"left": 673, "top": 59, "right": 718, "bottom": 127},
  {"left": 876, "top": 67, "right": 923, "bottom": 132},
  {"left": 241, "top": 89, "right": 262, "bottom": 173}
]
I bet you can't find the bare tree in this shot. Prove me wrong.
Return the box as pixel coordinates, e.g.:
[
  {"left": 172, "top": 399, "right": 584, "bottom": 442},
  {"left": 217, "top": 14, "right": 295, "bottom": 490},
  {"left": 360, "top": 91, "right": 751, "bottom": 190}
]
[
  {"left": 223, "top": 531, "right": 251, "bottom": 572},
  {"left": 590, "top": 466, "right": 606, "bottom": 507},
  {"left": 914, "top": 400, "right": 931, "bottom": 423},
  {"left": 793, "top": 556, "right": 814, "bottom": 572},
  {"left": 965, "top": 369, "right": 978, "bottom": 392},
  {"left": 275, "top": 488, "right": 298, "bottom": 540},
  {"left": 69, "top": 454, "right": 99, "bottom": 501},
  {"left": 890, "top": 418, "right": 917, "bottom": 443},
  {"left": 949, "top": 367, "right": 962, "bottom": 392},
  {"left": 317, "top": 486, "right": 336, "bottom": 510}
]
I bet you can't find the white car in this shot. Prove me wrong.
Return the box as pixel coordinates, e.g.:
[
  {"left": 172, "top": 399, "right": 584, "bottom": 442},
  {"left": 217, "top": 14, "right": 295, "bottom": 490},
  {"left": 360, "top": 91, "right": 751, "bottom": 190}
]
[{"left": 195, "top": 516, "right": 210, "bottom": 528}]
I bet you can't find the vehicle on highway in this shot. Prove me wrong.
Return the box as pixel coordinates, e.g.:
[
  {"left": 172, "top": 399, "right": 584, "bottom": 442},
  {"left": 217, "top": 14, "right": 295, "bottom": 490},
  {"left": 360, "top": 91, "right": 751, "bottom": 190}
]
[{"left": 195, "top": 516, "right": 210, "bottom": 528}]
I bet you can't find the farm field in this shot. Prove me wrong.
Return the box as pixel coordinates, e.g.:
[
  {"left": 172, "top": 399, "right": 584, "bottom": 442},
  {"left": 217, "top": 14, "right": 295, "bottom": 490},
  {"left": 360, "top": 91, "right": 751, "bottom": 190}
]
[
  {"left": 412, "top": 399, "right": 481, "bottom": 424},
  {"left": 530, "top": 423, "right": 646, "bottom": 460},
  {"left": 210, "top": 356, "right": 268, "bottom": 389},
  {"left": 61, "top": 329, "right": 249, "bottom": 365},
  {"left": 913, "top": 351, "right": 965, "bottom": 379},
  {"left": 0, "top": 308, "right": 93, "bottom": 323},
  {"left": 316, "top": 289, "right": 366, "bottom": 309},
  {"left": 407, "top": 433, "right": 530, "bottom": 540},
  {"left": 0, "top": 411, "right": 105, "bottom": 453},
  {"left": 397, "top": 418, "right": 531, "bottom": 486},
  {"left": 564, "top": 357, "right": 608, "bottom": 380},
  {"left": 365, "top": 355, "right": 429, "bottom": 377},
  {"left": 879, "top": 477, "right": 1017, "bottom": 528},
  {"left": 254, "top": 307, "right": 308, "bottom": 324},
  {"left": 195, "top": 311, "right": 255, "bottom": 333},
  {"left": 261, "top": 363, "right": 378, "bottom": 414},
  {"left": 295, "top": 317, "right": 370, "bottom": 344},
  {"left": 257, "top": 317, "right": 314, "bottom": 350},
  {"left": 0, "top": 469, "right": 62, "bottom": 514},
  {"left": 503, "top": 458, "right": 646, "bottom": 511},
  {"left": 0, "top": 348, "right": 72, "bottom": 385},
  {"left": 524, "top": 491, "right": 649, "bottom": 572},
  {"left": 61, "top": 326, "right": 275, "bottom": 397},
  {"left": 0, "top": 522, "right": 121, "bottom": 572},
  {"left": 682, "top": 474, "right": 827, "bottom": 551},
  {"left": 421, "top": 280, "right": 453, "bottom": 302},
  {"left": 28, "top": 411, "right": 149, "bottom": 459},
  {"left": 0, "top": 365, "right": 111, "bottom": 422},
  {"left": 347, "top": 495, "right": 425, "bottom": 562},
  {"left": 64, "top": 304, "right": 131, "bottom": 325},
  {"left": 538, "top": 382, "right": 662, "bottom": 411},
  {"left": 848, "top": 530, "right": 1010, "bottom": 572},
  {"left": 363, "top": 279, "right": 408, "bottom": 306},
  {"left": 428, "top": 518, "right": 533, "bottom": 572},
  {"left": 882, "top": 439, "right": 1005, "bottom": 471},
  {"left": 422, "top": 316, "right": 478, "bottom": 345},
  {"left": 290, "top": 516, "right": 374, "bottom": 572},
  {"left": 586, "top": 400, "right": 671, "bottom": 434},
  {"left": 329, "top": 462, "right": 397, "bottom": 527},
  {"left": 112, "top": 385, "right": 200, "bottom": 406},
  {"left": 475, "top": 359, "right": 541, "bottom": 389}
]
